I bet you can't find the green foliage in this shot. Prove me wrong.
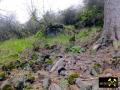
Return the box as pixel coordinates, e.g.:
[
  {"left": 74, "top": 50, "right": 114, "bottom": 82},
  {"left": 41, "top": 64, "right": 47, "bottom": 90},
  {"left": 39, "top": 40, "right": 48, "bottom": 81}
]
[
  {"left": 45, "top": 59, "right": 53, "bottom": 65},
  {"left": 75, "top": 6, "right": 103, "bottom": 28},
  {"left": 28, "top": 61, "right": 35, "bottom": 66},
  {"left": 60, "top": 78, "right": 69, "bottom": 90},
  {"left": 93, "top": 63, "right": 101, "bottom": 69},
  {"left": 66, "top": 46, "right": 85, "bottom": 53},
  {"left": 35, "top": 31, "right": 44, "bottom": 38},
  {"left": 31, "top": 52, "right": 38, "bottom": 60},
  {"left": 66, "top": 73, "right": 79, "bottom": 85},
  {"left": 44, "top": 43, "right": 51, "bottom": 49}
]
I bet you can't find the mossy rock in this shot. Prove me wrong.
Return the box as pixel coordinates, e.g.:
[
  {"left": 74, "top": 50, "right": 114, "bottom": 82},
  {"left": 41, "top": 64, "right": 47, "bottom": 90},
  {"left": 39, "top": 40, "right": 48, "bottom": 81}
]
[
  {"left": 2, "top": 84, "right": 13, "bottom": 90},
  {"left": 91, "top": 63, "right": 102, "bottom": 76},
  {"left": 66, "top": 73, "right": 79, "bottom": 85},
  {"left": 20, "top": 48, "right": 33, "bottom": 60},
  {"left": 2, "top": 62, "right": 16, "bottom": 71},
  {"left": 26, "top": 73, "right": 35, "bottom": 84},
  {"left": 0, "top": 71, "right": 6, "bottom": 81},
  {"left": 24, "top": 86, "right": 32, "bottom": 90}
]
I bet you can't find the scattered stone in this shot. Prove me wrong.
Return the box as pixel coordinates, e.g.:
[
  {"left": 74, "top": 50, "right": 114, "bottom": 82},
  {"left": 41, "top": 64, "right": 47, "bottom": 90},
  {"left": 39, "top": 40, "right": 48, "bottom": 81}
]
[
  {"left": 45, "top": 65, "right": 53, "bottom": 71},
  {"left": 15, "top": 81, "right": 24, "bottom": 90},
  {"left": 92, "top": 44, "right": 100, "bottom": 51},
  {"left": 58, "top": 67, "right": 68, "bottom": 76},
  {"left": 42, "top": 77, "right": 50, "bottom": 90},
  {"left": 112, "top": 51, "right": 120, "bottom": 59},
  {"left": 10, "top": 75, "right": 25, "bottom": 90},
  {"left": 90, "top": 63, "right": 102, "bottom": 76},
  {"left": 69, "top": 85, "right": 80, "bottom": 90},
  {"left": 50, "top": 58, "right": 65, "bottom": 72},
  {"left": 49, "top": 83, "right": 61, "bottom": 90},
  {"left": 111, "top": 58, "right": 120, "bottom": 70},
  {"left": 76, "top": 78, "right": 99, "bottom": 90},
  {"left": 76, "top": 78, "right": 92, "bottom": 90},
  {"left": 19, "top": 48, "right": 33, "bottom": 60},
  {"left": 90, "top": 68, "right": 98, "bottom": 76}
]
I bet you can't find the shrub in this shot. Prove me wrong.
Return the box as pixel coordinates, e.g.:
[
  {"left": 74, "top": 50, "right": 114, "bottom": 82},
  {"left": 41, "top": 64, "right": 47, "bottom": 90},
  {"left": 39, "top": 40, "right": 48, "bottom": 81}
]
[
  {"left": 24, "top": 84, "right": 32, "bottom": 90},
  {"left": 31, "top": 53, "right": 38, "bottom": 60},
  {"left": 44, "top": 43, "right": 51, "bottom": 49},
  {"left": 93, "top": 63, "right": 101, "bottom": 69},
  {"left": 66, "top": 46, "right": 85, "bottom": 53},
  {"left": 66, "top": 73, "right": 79, "bottom": 85},
  {"left": 35, "top": 31, "right": 44, "bottom": 38},
  {"left": 45, "top": 59, "right": 53, "bottom": 65}
]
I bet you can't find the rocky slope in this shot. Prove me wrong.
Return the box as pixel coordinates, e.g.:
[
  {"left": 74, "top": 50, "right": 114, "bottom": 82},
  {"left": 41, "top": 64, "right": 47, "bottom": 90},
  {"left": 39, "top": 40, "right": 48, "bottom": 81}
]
[{"left": 0, "top": 43, "right": 120, "bottom": 90}]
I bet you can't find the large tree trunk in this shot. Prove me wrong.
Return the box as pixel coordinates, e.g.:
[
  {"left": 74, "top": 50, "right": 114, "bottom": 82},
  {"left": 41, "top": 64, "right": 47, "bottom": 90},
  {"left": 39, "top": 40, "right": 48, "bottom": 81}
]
[
  {"left": 104, "top": 0, "right": 120, "bottom": 42},
  {"left": 94, "top": 0, "right": 120, "bottom": 51}
]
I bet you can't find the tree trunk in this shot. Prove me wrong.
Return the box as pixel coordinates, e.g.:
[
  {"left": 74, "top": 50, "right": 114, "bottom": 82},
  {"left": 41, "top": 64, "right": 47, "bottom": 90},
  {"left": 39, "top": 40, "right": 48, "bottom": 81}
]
[{"left": 94, "top": 0, "right": 120, "bottom": 51}]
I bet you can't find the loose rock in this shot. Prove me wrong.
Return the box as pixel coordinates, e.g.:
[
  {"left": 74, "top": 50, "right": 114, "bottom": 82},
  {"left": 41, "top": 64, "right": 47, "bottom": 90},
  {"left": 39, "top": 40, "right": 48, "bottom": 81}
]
[{"left": 49, "top": 83, "right": 61, "bottom": 90}]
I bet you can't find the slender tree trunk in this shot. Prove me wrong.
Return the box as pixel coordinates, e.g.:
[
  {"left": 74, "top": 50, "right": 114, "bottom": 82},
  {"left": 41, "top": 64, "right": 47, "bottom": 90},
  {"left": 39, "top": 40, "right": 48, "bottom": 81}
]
[{"left": 94, "top": 0, "right": 120, "bottom": 51}]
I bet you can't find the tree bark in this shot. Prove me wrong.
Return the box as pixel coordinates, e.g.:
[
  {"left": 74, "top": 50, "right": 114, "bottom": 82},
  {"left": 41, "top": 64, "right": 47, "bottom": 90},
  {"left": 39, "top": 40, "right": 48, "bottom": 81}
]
[
  {"left": 104, "top": 0, "right": 120, "bottom": 40},
  {"left": 95, "top": 0, "right": 120, "bottom": 51}
]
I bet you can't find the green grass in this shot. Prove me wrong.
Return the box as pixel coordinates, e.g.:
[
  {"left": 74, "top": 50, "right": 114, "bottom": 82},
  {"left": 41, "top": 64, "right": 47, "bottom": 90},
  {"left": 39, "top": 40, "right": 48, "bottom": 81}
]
[
  {"left": 76, "top": 27, "right": 101, "bottom": 42},
  {"left": 0, "top": 27, "right": 101, "bottom": 64},
  {"left": 46, "top": 34, "right": 71, "bottom": 45},
  {"left": 0, "top": 37, "right": 37, "bottom": 64}
]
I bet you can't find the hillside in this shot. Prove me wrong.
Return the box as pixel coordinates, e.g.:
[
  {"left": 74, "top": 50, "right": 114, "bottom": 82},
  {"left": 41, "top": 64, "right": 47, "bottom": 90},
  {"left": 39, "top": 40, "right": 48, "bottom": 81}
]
[{"left": 0, "top": 27, "right": 120, "bottom": 90}]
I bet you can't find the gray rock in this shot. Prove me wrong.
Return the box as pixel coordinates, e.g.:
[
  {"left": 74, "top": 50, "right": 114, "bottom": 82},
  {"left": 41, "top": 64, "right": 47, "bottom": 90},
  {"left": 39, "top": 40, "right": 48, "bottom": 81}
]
[
  {"left": 58, "top": 67, "right": 68, "bottom": 76},
  {"left": 49, "top": 83, "right": 61, "bottom": 90},
  {"left": 90, "top": 68, "right": 98, "bottom": 76},
  {"left": 42, "top": 77, "right": 50, "bottom": 90},
  {"left": 76, "top": 78, "right": 99, "bottom": 90},
  {"left": 76, "top": 78, "right": 92, "bottom": 90},
  {"left": 45, "top": 65, "right": 53, "bottom": 71},
  {"left": 11, "top": 76, "right": 25, "bottom": 90},
  {"left": 50, "top": 58, "right": 65, "bottom": 72}
]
